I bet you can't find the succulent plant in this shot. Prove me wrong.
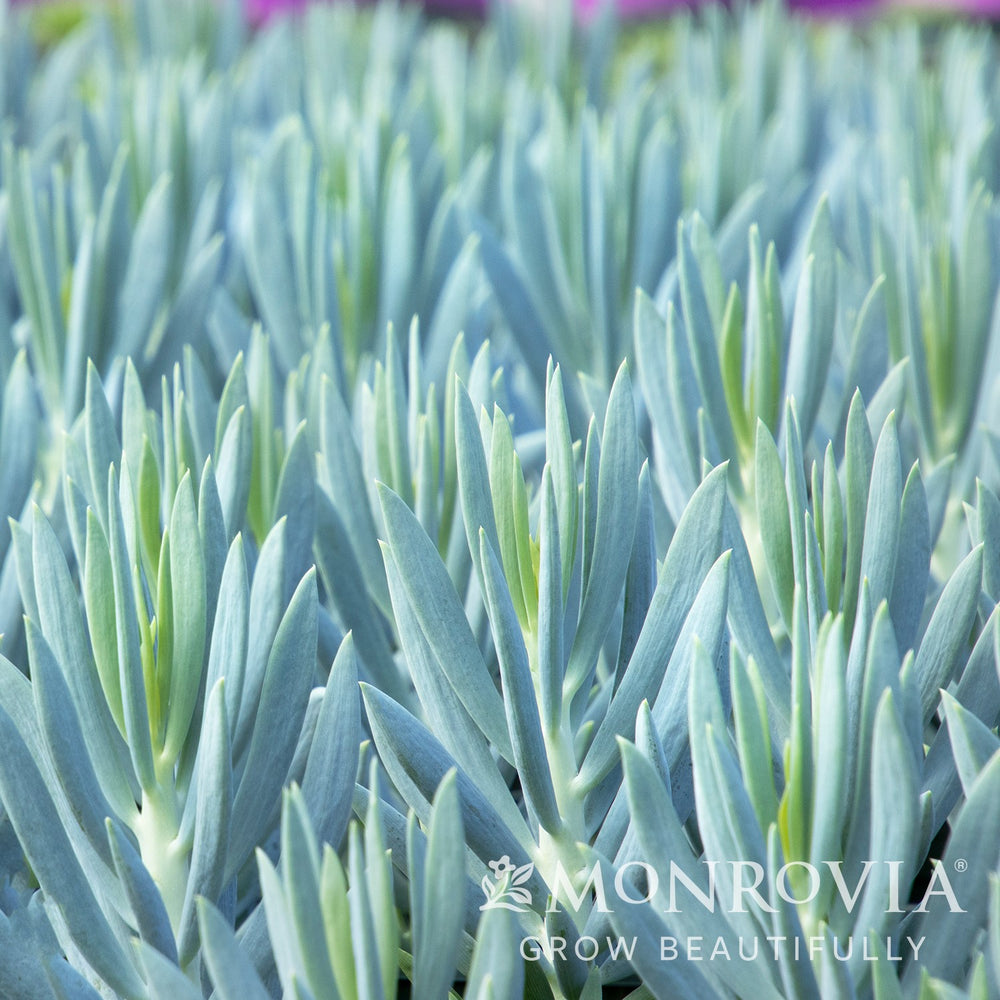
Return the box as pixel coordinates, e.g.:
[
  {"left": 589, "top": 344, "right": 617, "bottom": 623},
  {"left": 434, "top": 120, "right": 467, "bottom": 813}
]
[{"left": 1, "top": 0, "right": 1000, "bottom": 998}]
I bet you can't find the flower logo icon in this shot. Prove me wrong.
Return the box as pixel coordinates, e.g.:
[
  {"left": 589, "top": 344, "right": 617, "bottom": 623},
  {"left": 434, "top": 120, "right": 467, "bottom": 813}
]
[{"left": 480, "top": 855, "right": 534, "bottom": 911}]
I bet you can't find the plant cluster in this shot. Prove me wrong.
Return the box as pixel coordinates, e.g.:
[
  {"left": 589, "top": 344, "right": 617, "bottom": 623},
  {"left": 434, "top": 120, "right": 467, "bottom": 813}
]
[{"left": 2, "top": 0, "right": 1000, "bottom": 998}]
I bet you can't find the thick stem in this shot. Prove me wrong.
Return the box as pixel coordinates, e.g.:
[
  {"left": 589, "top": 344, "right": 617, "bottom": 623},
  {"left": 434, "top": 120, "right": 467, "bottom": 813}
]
[
  {"left": 133, "top": 782, "right": 188, "bottom": 937},
  {"left": 543, "top": 722, "right": 586, "bottom": 842}
]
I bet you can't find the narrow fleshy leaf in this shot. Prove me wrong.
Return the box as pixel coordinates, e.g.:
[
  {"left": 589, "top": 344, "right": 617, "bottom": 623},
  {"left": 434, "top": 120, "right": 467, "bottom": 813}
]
[
  {"left": 27, "top": 619, "right": 118, "bottom": 870},
  {"left": 843, "top": 391, "right": 875, "bottom": 631},
  {"left": 941, "top": 691, "right": 1000, "bottom": 798},
  {"left": 381, "top": 541, "right": 525, "bottom": 842},
  {"left": 362, "top": 685, "right": 539, "bottom": 883},
  {"left": 106, "top": 817, "right": 178, "bottom": 965},
  {"left": 108, "top": 465, "right": 156, "bottom": 792},
  {"left": 205, "top": 533, "right": 249, "bottom": 747},
  {"left": 134, "top": 941, "right": 204, "bottom": 1000},
  {"left": 465, "top": 907, "right": 525, "bottom": 1000},
  {"left": 229, "top": 569, "right": 317, "bottom": 873},
  {"left": 177, "top": 679, "right": 233, "bottom": 965},
  {"left": 580, "top": 465, "right": 728, "bottom": 790},
  {"left": 566, "top": 362, "right": 639, "bottom": 694},
  {"left": 850, "top": 691, "right": 919, "bottom": 975},
  {"left": 621, "top": 740, "right": 784, "bottom": 999},
  {"left": 199, "top": 899, "right": 272, "bottom": 1000},
  {"left": 479, "top": 530, "right": 561, "bottom": 835},
  {"left": 280, "top": 789, "right": 339, "bottom": 1000},
  {"left": 755, "top": 419, "right": 793, "bottom": 627},
  {"left": 378, "top": 483, "right": 512, "bottom": 761},
  {"left": 907, "top": 749, "right": 1000, "bottom": 989},
  {"left": 784, "top": 197, "right": 836, "bottom": 439},
  {"left": 859, "top": 413, "right": 902, "bottom": 610},
  {"left": 537, "top": 465, "right": 565, "bottom": 735},
  {"left": 545, "top": 365, "right": 578, "bottom": 598},
  {"left": 32, "top": 505, "right": 135, "bottom": 817},
  {"left": 889, "top": 463, "right": 930, "bottom": 654},
  {"left": 314, "top": 493, "right": 400, "bottom": 699},
  {"left": 0, "top": 705, "right": 144, "bottom": 998},
  {"left": 163, "top": 472, "right": 206, "bottom": 765},
  {"left": 113, "top": 174, "right": 174, "bottom": 360},
  {"left": 301, "top": 634, "right": 360, "bottom": 849},
  {"left": 274, "top": 422, "right": 316, "bottom": 598},
  {"left": 413, "top": 771, "right": 465, "bottom": 1000},
  {"left": 913, "top": 545, "right": 983, "bottom": 718},
  {"left": 85, "top": 363, "right": 119, "bottom": 531}
]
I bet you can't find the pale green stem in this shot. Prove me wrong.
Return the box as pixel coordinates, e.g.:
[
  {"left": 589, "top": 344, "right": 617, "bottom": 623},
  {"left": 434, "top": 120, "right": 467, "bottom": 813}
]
[{"left": 133, "top": 781, "right": 187, "bottom": 940}]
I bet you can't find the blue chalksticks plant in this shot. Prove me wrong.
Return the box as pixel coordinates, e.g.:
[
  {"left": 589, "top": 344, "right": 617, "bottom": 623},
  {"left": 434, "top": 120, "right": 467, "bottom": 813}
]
[
  {"left": 0, "top": 362, "right": 358, "bottom": 996},
  {"left": 2, "top": 0, "right": 1000, "bottom": 998}
]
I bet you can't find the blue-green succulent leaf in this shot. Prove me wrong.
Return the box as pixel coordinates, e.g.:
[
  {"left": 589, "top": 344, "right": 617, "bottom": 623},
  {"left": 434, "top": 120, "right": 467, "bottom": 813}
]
[
  {"left": 46, "top": 957, "right": 107, "bottom": 1000},
  {"left": 233, "top": 519, "right": 287, "bottom": 759},
  {"left": 27, "top": 618, "right": 118, "bottom": 870},
  {"left": 134, "top": 941, "right": 204, "bottom": 1000},
  {"left": 580, "top": 464, "right": 728, "bottom": 791},
  {"left": 850, "top": 691, "right": 919, "bottom": 975},
  {"left": 537, "top": 465, "right": 565, "bottom": 735},
  {"left": 279, "top": 789, "right": 338, "bottom": 1000},
  {"left": 678, "top": 222, "right": 736, "bottom": 460},
  {"left": 198, "top": 898, "right": 272, "bottom": 1000},
  {"left": 621, "top": 739, "right": 783, "bottom": 999},
  {"left": 974, "top": 481, "right": 1000, "bottom": 602},
  {"left": 229, "top": 568, "right": 317, "bottom": 874},
  {"left": 907, "top": 749, "right": 1000, "bottom": 989},
  {"left": 216, "top": 407, "right": 253, "bottom": 541},
  {"left": 380, "top": 543, "right": 523, "bottom": 837},
  {"left": 0, "top": 352, "right": 38, "bottom": 540},
  {"left": 34, "top": 507, "right": 132, "bottom": 821},
  {"left": 177, "top": 678, "right": 232, "bottom": 966},
  {"left": 602, "top": 850, "right": 719, "bottom": 1000},
  {"left": 84, "top": 364, "right": 120, "bottom": 533},
  {"left": 474, "top": 215, "right": 555, "bottom": 381},
  {"left": 108, "top": 464, "right": 156, "bottom": 792},
  {"left": 106, "top": 817, "right": 178, "bottom": 966},
  {"left": 566, "top": 363, "right": 639, "bottom": 693},
  {"left": 766, "top": 826, "right": 822, "bottom": 1000},
  {"left": 455, "top": 378, "right": 503, "bottom": 598},
  {"left": 320, "top": 377, "right": 389, "bottom": 613},
  {"left": 843, "top": 391, "right": 875, "bottom": 629},
  {"left": 378, "top": 483, "right": 512, "bottom": 761},
  {"left": 784, "top": 197, "right": 836, "bottom": 440},
  {"left": 0, "top": 705, "right": 144, "bottom": 998},
  {"left": 274, "top": 422, "right": 315, "bottom": 598},
  {"left": 413, "top": 771, "right": 465, "bottom": 1000},
  {"left": 314, "top": 493, "right": 400, "bottom": 699},
  {"left": 163, "top": 471, "right": 206, "bottom": 765},
  {"left": 0, "top": 911, "right": 59, "bottom": 1000},
  {"left": 113, "top": 174, "right": 174, "bottom": 361},
  {"left": 362, "top": 684, "right": 539, "bottom": 882},
  {"left": 205, "top": 533, "right": 249, "bottom": 746},
  {"left": 889, "top": 463, "right": 930, "bottom": 654},
  {"left": 464, "top": 906, "right": 526, "bottom": 1000},
  {"left": 479, "top": 529, "right": 561, "bottom": 835},
  {"left": 859, "top": 414, "right": 902, "bottom": 609},
  {"left": 652, "top": 551, "right": 731, "bottom": 778},
  {"left": 941, "top": 691, "right": 1000, "bottom": 798},
  {"left": 913, "top": 545, "right": 983, "bottom": 719},
  {"left": 755, "top": 419, "right": 794, "bottom": 627},
  {"left": 301, "top": 633, "right": 360, "bottom": 849}
]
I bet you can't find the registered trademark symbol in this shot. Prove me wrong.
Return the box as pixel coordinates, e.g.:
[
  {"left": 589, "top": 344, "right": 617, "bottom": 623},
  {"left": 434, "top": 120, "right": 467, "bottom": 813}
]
[{"left": 954, "top": 859, "right": 968, "bottom": 872}]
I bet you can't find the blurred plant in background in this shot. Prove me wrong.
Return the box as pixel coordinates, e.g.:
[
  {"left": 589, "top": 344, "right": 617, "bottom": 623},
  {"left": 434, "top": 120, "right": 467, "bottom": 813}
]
[{"left": 10, "top": 0, "right": 1000, "bottom": 27}]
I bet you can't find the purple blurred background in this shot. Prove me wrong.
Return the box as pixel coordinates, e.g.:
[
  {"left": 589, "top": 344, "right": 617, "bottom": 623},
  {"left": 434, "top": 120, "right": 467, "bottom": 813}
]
[
  {"left": 12, "top": 0, "right": 1000, "bottom": 22},
  {"left": 239, "top": 0, "right": 1000, "bottom": 16}
]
